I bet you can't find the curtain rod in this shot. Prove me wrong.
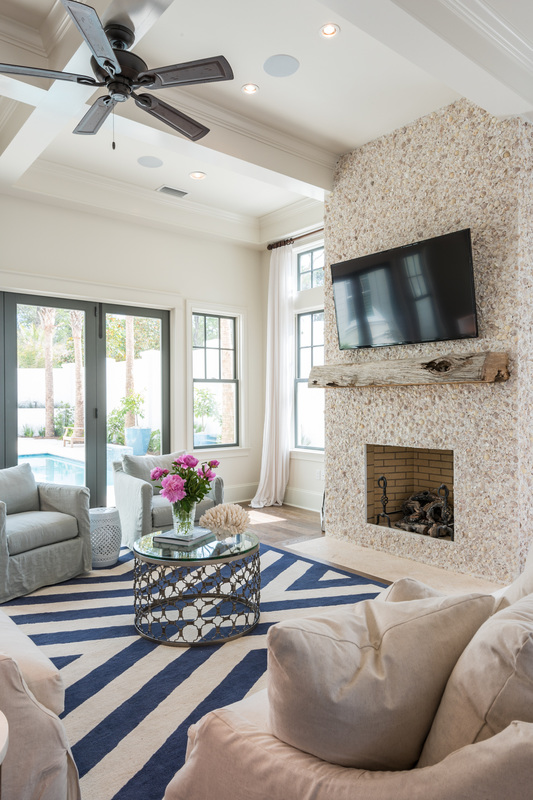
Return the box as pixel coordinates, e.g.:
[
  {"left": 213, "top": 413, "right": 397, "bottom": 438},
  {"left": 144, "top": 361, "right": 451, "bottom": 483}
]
[{"left": 267, "top": 226, "right": 324, "bottom": 250}]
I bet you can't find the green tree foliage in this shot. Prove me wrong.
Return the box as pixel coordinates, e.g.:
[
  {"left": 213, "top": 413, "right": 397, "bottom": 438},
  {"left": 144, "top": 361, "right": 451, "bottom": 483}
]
[
  {"left": 193, "top": 388, "right": 221, "bottom": 432},
  {"left": 106, "top": 315, "right": 161, "bottom": 361},
  {"left": 17, "top": 304, "right": 80, "bottom": 368},
  {"left": 107, "top": 393, "right": 145, "bottom": 444}
]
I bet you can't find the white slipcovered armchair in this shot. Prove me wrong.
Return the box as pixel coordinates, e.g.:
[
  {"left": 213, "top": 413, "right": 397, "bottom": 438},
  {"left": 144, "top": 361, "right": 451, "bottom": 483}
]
[
  {"left": 0, "top": 608, "right": 80, "bottom": 800},
  {"left": 112, "top": 451, "right": 224, "bottom": 549},
  {"left": 0, "top": 463, "right": 91, "bottom": 604}
]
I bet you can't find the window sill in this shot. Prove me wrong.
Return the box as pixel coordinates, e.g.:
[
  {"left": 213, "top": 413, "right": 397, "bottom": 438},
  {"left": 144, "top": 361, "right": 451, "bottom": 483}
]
[
  {"left": 192, "top": 446, "right": 251, "bottom": 459},
  {"left": 290, "top": 449, "right": 324, "bottom": 462}
]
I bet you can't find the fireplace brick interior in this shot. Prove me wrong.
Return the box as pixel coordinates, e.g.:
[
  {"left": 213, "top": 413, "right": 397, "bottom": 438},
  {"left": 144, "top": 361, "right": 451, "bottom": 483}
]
[{"left": 367, "top": 445, "right": 454, "bottom": 534}]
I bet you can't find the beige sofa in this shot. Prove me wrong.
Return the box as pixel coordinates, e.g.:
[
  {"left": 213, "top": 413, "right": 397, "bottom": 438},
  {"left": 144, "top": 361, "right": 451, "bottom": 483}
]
[
  {"left": 164, "top": 549, "right": 533, "bottom": 800},
  {"left": 0, "top": 609, "right": 80, "bottom": 800},
  {"left": 112, "top": 452, "right": 224, "bottom": 549}
]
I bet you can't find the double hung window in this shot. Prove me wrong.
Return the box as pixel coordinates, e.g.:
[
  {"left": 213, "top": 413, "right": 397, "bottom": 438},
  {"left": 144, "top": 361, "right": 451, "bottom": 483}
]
[
  {"left": 297, "top": 246, "right": 325, "bottom": 290},
  {"left": 295, "top": 309, "right": 325, "bottom": 450},
  {"left": 192, "top": 313, "right": 238, "bottom": 448}
]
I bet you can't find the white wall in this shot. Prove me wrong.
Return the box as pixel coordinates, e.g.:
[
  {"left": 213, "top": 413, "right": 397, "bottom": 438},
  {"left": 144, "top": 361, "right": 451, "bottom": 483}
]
[{"left": 0, "top": 195, "right": 265, "bottom": 503}]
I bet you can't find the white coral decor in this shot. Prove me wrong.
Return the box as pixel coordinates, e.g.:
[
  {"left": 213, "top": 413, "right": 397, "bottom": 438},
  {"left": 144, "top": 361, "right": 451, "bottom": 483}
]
[{"left": 199, "top": 503, "right": 250, "bottom": 541}]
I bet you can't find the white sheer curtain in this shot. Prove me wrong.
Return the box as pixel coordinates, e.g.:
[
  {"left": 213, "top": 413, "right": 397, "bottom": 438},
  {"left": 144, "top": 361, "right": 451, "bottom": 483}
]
[{"left": 251, "top": 242, "right": 294, "bottom": 507}]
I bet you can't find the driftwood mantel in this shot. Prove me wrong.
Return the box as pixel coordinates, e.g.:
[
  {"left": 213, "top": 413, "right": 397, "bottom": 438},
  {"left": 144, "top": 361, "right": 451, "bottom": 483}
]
[{"left": 308, "top": 352, "right": 510, "bottom": 388}]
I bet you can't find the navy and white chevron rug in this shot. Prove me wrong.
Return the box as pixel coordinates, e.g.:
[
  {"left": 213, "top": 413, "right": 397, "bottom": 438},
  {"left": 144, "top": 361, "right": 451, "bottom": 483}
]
[{"left": 4, "top": 544, "right": 385, "bottom": 800}]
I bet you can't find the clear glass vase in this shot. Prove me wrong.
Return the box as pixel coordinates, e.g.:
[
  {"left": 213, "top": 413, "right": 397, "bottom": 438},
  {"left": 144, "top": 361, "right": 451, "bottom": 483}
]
[{"left": 171, "top": 502, "right": 196, "bottom": 538}]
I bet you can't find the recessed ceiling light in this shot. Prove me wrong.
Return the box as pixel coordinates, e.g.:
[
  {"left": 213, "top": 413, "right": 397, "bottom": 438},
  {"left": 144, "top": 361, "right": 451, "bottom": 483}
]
[
  {"left": 241, "top": 83, "right": 259, "bottom": 94},
  {"left": 137, "top": 155, "right": 163, "bottom": 168},
  {"left": 189, "top": 171, "right": 206, "bottom": 180},
  {"left": 263, "top": 54, "right": 300, "bottom": 77},
  {"left": 320, "top": 22, "right": 340, "bottom": 38}
]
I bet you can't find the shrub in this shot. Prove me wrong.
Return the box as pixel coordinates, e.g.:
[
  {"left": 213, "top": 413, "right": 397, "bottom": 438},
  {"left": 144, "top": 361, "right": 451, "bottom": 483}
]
[{"left": 54, "top": 402, "right": 74, "bottom": 436}]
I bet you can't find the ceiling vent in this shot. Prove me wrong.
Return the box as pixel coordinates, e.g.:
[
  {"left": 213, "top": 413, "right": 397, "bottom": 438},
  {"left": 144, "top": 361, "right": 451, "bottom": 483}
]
[{"left": 156, "top": 185, "right": 188, "bottom": 198}]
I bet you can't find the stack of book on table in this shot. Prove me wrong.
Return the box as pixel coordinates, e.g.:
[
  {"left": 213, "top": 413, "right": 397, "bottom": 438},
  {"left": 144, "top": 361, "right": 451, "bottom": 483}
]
[{"left": 153, "top": 527, "right": 214, "bottom": 550}]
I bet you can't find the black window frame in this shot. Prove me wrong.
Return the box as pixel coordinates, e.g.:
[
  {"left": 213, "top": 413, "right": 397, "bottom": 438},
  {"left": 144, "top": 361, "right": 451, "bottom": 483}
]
[
  {"left": 297, "top": 246, "right": 325, "bottom": 291},
  {"left": 0, "top": 292, "right": 170, "bottom": 507},
  {"left": 294, "top": 309, "right": 325, "bottom": 451},
  {"left": 192, "top": 312, "right": 239, "bottom": 449}
]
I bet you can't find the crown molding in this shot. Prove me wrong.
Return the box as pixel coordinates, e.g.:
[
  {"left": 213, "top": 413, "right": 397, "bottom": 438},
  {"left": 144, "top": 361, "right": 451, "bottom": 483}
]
[
  {"left": 31, "top": 159, "right": 257, "bottom": 224},
  {"left": 18, "top": 159, "right": 263, "bottom": 244},
  {"left": 0, "top": 97, "right": 18, "bottom": 133},
  {"left": 153, "top": 87, "right": 338, "bottom": 171},
  {"left": 0, "top": 14, "right": 47, "bottom": 59},
  {"left": 259, "top": 198, "right": 324, "bottom": 244},
  {"left": 435, "top": 0, "right": 533, "bottom": 73},
  {"left": 41, "top": 1, "right": 73, "bottom": 57}
]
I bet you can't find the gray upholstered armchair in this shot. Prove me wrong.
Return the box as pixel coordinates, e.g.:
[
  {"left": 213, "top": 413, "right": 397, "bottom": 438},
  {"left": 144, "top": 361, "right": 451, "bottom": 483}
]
[
  {"left": 113, "top": 452, "right": 224, "bottom": 549},
  {"left": 0, "top": 462, "right": 91, "bottom": 603}
]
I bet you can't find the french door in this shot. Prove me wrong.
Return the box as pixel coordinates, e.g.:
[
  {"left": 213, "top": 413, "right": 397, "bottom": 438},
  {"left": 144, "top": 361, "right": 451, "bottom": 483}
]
[{"left": 0, "top": 293, "right": 169, "bottom": 507}]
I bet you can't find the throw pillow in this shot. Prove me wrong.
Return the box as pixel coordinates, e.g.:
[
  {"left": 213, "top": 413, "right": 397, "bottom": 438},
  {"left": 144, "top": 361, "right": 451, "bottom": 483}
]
[
  {"left": 267, "top": 593, "right": 495, "bottom": 771},
  {"left": 494, "top": 541, "right": 533, "bottom": 611},
  {"left": 122, "top": 451, "right": 185, "bottom": 495},
  {"left": 377, "top": 577, "right": 446, "bottom": 602},
  {"left": 0, "top": 462, "right": 39, "bottom": 515},
  {"left": 418, "top": 592, "right": 533, "bottom": 767}
]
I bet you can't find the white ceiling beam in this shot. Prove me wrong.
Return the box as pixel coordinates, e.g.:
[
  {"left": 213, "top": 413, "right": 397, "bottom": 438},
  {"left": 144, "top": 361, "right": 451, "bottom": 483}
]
[
  {"left": 111, "top": 102, "right": 332, "bottom": 198},
  {"left": 318, "top": 0, "right": 533, "bottom": 117},
  {"left": 0, "top": 0, "right": 175, "bottom": 188}
]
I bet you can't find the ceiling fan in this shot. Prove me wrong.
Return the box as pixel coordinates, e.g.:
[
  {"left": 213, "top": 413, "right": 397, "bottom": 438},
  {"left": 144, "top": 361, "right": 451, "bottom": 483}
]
[{"left": 0, "top": 0, "right": 233, "bottom": 141}]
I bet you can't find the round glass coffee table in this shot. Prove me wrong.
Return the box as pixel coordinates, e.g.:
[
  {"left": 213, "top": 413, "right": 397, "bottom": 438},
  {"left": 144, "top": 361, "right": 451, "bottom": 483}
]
[{"left": 132, "top": 530, "right": 260, "bottom": 646}]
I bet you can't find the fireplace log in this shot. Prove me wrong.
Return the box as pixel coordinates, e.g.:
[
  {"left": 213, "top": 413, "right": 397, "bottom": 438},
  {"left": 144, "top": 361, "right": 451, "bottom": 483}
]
[
  {"left": 308, "top": 351, "right": 510, "bottom": 388},
  {"left": 395, "top": 521, "right": 431, "bottom": 535},
  {"left": 424, "top": 498, "right": 452, "bottom": 522},
  {"left": 428, "top": 524, "right": 454, "bottom": 538}
]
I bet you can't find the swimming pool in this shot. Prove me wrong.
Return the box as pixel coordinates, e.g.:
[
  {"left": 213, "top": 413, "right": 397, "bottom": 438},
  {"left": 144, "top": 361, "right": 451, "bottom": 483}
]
[{"left": 19, "top": 453, "right": 85, "bottom": 485}]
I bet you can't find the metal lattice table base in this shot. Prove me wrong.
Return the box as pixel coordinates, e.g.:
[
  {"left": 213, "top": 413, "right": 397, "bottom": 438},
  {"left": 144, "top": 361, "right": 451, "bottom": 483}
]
[{"left": 133, "top": 550, "right": 260, "bottom": 646}]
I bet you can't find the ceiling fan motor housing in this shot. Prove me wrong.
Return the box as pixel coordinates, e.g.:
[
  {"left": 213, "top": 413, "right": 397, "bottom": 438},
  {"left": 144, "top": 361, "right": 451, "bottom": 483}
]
[
  {"left": 91, "top": 49, "right": 148, "bottom": 101},
  {"left": 104, "top": 23, "right": 135, "bottom": 50}
]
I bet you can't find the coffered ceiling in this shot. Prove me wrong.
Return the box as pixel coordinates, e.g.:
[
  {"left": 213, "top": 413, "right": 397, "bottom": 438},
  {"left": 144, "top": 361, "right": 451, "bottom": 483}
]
[{"left": 1, "top": 0, "right": 532, "bottom": 247}]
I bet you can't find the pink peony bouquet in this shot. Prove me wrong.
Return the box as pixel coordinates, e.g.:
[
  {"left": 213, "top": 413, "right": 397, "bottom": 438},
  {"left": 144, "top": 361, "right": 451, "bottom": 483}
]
[{"left": 151, "top": 454, "right": 219, "bottom": 514}]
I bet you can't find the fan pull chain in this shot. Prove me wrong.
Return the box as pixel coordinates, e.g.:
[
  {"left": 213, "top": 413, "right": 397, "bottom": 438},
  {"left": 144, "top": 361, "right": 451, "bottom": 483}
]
[{"left": 112, "top": 108, "right": 116, "bottom": 150}]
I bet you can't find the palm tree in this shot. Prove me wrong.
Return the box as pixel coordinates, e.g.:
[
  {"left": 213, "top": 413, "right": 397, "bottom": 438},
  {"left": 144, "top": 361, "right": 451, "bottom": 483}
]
[
  {"left": 39, "top": 307, "right": 56, "bottom": 438},
  {"left": 69, "top": 310, "right": 84, "bottom": 432},
  {"left": 124, "top": 315, "right": 135, "bottom": 428}
]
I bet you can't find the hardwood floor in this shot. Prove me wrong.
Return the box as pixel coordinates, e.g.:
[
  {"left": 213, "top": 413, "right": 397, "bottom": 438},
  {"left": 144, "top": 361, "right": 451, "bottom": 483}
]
[{"left": 239, "top": 503, "right": 323, "bottom": 548}]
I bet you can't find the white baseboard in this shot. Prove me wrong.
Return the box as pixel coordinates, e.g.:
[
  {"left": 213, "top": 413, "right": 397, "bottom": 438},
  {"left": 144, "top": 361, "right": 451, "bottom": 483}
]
[
  {"left": 223, "top": 484, "right": 258, "bottom": 504},
  {"left": 222, "top": 484, "right": 323, "bottom": 513},
  {"left": 283, "top": 486, "right": 323, "bottom": 513}
]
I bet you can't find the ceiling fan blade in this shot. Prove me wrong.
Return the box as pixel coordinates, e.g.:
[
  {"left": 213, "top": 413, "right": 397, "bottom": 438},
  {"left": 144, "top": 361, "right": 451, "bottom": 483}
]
[
  {"left": 0, "top": 62, "right": 102, "bottom": 85},
  {"left": 133, "top": 93, "right": 209, "bottom": 141},
  {"left": 73, "top": 95, "right": 117, "bottom": 134},
  {"left": 61, "top": 0, "right": 121, "bottom": 76},
  {"left": 136, "top": 56, "right": 233, "bottom": 89}
]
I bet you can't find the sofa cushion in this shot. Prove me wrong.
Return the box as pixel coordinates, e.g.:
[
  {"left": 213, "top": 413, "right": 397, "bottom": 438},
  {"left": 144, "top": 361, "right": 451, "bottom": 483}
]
[
  {"left": 165, "top": 702, "right": 533, "bottom": 800},
  {"left": 0, "top": 463, "right": 39, "bottom": 515},
  {"left": 494, "top": 543, "right": 533, "bottom": 611},
  {"left": 267, "top": 593, "right": 495, "bottom": 771},
  {"left": 0, "top": 609, "right": 64, "bottom": 715},
  {"left": 418, "top": 592, "right": 533, "bottom": 767},
  {"left": 122, "top": 452, "right": 185, "bottom": 495},
  {"left": 6, "top": 511, "right": 79, "bottom": 556},
  {"left": 377, "top": 577, "right": 446, "bottom": 602}
]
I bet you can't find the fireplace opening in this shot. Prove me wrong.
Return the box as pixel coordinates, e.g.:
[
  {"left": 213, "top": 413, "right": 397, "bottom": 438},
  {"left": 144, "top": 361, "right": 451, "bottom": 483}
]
[{"left": 366, "top": 445, "right": 454, "bottom": 541}]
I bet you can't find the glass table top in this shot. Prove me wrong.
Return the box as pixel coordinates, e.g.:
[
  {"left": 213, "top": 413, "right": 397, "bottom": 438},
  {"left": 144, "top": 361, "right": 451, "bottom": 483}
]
[{"left": 133, "top": 528, "right": 259, "bottom": 562}]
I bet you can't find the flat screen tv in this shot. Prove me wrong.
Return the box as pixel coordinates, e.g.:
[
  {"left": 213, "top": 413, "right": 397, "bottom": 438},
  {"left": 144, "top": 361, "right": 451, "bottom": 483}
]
[{"left": 331, "top": 228, "right": 478, "bottom": 350}]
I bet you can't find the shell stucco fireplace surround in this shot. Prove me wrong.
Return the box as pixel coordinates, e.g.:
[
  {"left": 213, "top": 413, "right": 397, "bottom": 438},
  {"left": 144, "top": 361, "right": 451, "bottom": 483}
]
[{"left": 317, "top": 99, "right": 533, "bottom": 584}]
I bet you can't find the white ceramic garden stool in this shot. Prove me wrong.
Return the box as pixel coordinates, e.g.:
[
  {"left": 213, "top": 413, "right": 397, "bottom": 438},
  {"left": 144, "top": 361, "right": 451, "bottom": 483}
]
[{"left": 89, "top": 507, "right": 122, "bottom": 568}]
